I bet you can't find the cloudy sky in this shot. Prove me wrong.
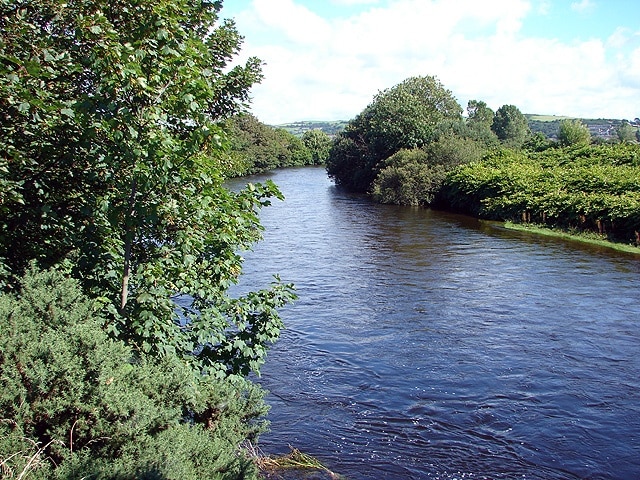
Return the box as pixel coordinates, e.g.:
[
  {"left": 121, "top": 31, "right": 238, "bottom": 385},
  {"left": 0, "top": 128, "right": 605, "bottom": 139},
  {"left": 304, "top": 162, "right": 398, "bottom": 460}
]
[{"left": 220, "top": 0, "right": 640, "bottom": 125}]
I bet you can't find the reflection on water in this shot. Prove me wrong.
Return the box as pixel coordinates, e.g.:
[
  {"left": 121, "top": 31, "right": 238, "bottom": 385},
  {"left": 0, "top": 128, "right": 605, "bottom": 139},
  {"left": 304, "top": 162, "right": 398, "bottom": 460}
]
[{"left": 229, "top": 167, "right": 640, "bottom": 480}]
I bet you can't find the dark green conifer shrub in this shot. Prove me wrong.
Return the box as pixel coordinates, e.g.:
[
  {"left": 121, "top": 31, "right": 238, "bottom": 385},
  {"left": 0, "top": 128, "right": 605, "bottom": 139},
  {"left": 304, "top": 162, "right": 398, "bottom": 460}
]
[{"left": 0, "top": 267, "right": 267, "bottom": 479}]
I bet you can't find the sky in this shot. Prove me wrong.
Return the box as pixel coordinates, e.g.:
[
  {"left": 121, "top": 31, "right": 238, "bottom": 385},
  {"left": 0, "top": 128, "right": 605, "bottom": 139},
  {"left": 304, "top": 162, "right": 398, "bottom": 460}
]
[{"left": 220, "top": 0, "right": 640, "bottom": 125}]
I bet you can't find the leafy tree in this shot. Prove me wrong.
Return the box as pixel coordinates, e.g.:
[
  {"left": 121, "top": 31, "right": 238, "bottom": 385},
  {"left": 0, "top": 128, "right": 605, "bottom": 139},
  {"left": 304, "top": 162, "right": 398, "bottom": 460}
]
[
  {"left": 467, "top": 100, "right": 494, "bottom": 125},
  {"left": 0, "top": 0, "right": 295, "bottom": 376},
  {"left": 0, "top": 267, "right": 266, "bottom": 479},
  {"left": 491, "top": 104, "right": 530, "bottom": 148},
  {"left": 223, "top": 114, "right": 315, "bottom": 173},
  {"left": 523, "top": 131, "right": 554, "bottom": 152},
  {"left": 273, "top": 128, "right": 312, "bottom": 167},
  {"left": 617, "top": 120, "right": 637, "bottom": 143},
  {"left": 466, "top": 100, "right": 499, "bottom": 147},
  {"left": 370, "top": 133, "right": 484, "bottom": 207},
  {"left": 372, "top": 149, "right": 447, "bottom": 206},
  {"left": 557, "top": 119, "right": 591, "bottom": 147},
  {"left": 224, "top": 113, "right": 282, "bottom": 173},
  {"left": 327, "top": 75, "right": 462, "bottom": 192},
  {"left": 302, "top": 129, "right": 332, "bottom": 165},
  {"left": 426, "top": 133, "right": 486, "bottom": 168},
  {"left": 325, "top": 134, "right": 371, "bottom": 191}
]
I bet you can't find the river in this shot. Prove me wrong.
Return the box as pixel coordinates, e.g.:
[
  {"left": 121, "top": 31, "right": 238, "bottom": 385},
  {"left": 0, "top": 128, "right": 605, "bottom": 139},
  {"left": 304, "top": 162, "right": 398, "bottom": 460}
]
[{"left": 228, "top": 166, "right": 640, "bottom": 480}]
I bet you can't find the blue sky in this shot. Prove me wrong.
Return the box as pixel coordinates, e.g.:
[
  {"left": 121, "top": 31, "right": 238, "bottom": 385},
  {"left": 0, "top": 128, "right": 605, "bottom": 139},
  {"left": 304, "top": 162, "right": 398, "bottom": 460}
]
[{"left": 220, "top": 0, "right": 640, "bottom": 124}]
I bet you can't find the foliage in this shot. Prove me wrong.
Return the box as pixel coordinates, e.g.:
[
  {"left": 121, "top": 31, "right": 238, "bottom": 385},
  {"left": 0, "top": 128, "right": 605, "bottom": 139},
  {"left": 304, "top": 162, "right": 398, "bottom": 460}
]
[
  {"left": 557, "top": 119, "right": 591, "bottom": 147},
  {"left": 0, "top": 0, "right": 295, "bottom": 377},
  {"left": 426, "top": 133, "right": 487, "bottom": 168},
  {"left": 325, "top": 134, "right": 372, "bottom": 192},
  {"left": 274, "top": 128, "right": 312, "bottom": 167},
  {"left": 370, "top": 131, "right": 487, "bottom": 207},
  {"left": 223, "top": 114, "right": 316, "bottom": 174},
  {"left": 441, "top": 143, "right": 640, "bottom": 243},
  {"left": 302, "top": 129, "right": 332, "bottom": 165},
  {"left": 275, "top": 120, "right": 347, "bottom": 137},
  {"left": 326, "top": 75, "right": 462, "bottom": 192},
  {"left": 617, "top": 120, "right": 637, "bottom": 143},
  {"left": 372, "top": 149, "right": 447, "bottom": 206},
  {"left": 465, "top": 100, "right": 499, "bottom": 147},
  {"left": 491, "top": 104, "right": 530, "bottom": 148},
  {"left": 523, "top": 131, "right": 555, "bottom": 152},
  {"left": 0, "top": 267, "right": 267, "bottom": 479},
  {"left": 467, "top": 100, "right": 494, "bottom": 126}
]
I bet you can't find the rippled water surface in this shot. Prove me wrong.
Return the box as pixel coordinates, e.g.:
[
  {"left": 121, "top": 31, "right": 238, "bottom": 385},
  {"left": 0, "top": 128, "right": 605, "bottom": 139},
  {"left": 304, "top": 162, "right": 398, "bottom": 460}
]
[{"left": 229, "top": 167, "right": 640, "bottom": 479}]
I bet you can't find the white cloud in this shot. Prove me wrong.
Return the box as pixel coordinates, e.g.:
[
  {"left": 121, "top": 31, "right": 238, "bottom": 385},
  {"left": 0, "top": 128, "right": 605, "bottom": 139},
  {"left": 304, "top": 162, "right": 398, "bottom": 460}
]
[
  {"left": 535, "top": 1, "right": 552, "bottom": 15},
  {"left": 571, "top": 0, "right": 595, "bottom": 14},
  {"left": 231, "top": 0, "right": 640, "bottom": 123},
  {"left": 329, "top": 0, "right": 380, "bottom": 5}
]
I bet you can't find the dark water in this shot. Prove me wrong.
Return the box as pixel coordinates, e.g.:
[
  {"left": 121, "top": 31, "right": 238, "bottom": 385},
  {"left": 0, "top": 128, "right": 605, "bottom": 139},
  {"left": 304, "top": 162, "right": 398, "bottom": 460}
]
[{"left": 229, "top": 166, "right": 640, "bottom": 480}]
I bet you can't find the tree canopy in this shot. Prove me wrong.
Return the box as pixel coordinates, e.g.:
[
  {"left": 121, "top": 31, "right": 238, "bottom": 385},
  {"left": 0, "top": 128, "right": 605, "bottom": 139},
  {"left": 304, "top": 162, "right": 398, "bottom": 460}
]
[
  {"left": 491, "top": 104, "right": 530, "bottom": 148},
  {"left": 1, "top": 0, "right": 297, "bottom": 474},
  {"left": 617, "top": 121, "right": 637, "bottom": 143},
  {"left": 557, "top": 119, "right": 591, "bottom": 147},
  {"left": 326, "top": 75, "right": 462, "bottom": 192},
  {"left": 223, "top": 113, "right": 325, "bottom": 175},
  {"left": 0, "top": 0, "right": 295, "bottom": 374}
]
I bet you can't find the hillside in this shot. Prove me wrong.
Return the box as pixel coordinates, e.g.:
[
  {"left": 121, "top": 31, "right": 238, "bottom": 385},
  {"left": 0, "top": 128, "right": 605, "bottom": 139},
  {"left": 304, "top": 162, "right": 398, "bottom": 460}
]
[
  {"left": 274, "top": 120, "right": 348, "bottom": 137},
  {"left": 525, "top": 114, "right": 634, "bottom": 140},
  {"left": 275, "top": 116, "right": 639, "bottom": 140}
]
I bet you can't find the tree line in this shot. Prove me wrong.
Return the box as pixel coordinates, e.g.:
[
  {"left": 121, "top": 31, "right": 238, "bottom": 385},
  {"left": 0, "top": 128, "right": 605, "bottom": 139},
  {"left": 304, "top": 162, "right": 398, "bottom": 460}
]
[
  {"left": 222, "top": 113, "right": 331, "bottom": 176},
  {"left": 326, "top": 75, "right": 640, "bottom": 246},
  {"left": 0, "top": 0, "right": 305, "bottom": 477}
]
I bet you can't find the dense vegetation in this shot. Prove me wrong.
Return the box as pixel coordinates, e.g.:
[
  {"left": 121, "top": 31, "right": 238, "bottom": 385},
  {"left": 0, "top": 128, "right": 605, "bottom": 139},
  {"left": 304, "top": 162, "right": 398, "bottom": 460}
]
[
  {"left": 326, "top": 76, "right": 465, "bottom": 193},
  {"left": 326, "top": 76, "right": 526, "bottom": 204},
  {"left": 0, "top": 0, "right": 297, "bottom": 477},
  {"left": 439, "top": 144, "right": 640, "bottom": 244},
  {"left": 327, "top": 76, "right": 640, "bottom": 245},
  {"left": 276, "top": 120, "right": 348, "bottom": 137},
  {"left": 222, "top": 113, "right": 331, "bottom": 176},
  {"left": 1, "top": 268, "right": 268, "bottom": 479}
]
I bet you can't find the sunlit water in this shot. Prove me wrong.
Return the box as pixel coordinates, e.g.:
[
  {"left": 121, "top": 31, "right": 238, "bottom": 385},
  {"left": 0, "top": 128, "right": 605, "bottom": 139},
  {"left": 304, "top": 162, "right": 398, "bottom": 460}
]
[{"left": 228, "top": 166, "right": 640, "bottom": 480}]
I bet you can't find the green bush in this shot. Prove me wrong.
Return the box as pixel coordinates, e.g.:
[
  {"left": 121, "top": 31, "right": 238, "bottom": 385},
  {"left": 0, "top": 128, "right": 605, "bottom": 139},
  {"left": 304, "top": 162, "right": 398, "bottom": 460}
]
[
  {"left": 557, "top": 119, "right": 591, "bottom": 147},
  {"left": 0, "top": 267, "right": 267, "bottom": 479},
  {"left": 372, "top": 149, "right": 447, "bottom": 206},
  {"left": 441, "top": 144, "right": 640, "bottom": 243}
]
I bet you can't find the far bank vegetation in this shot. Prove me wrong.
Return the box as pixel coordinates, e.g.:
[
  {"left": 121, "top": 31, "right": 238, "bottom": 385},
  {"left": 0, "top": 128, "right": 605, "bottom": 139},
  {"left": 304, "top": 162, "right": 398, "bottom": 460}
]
[{"left": 325, "top": 75, "right": 640, "bottom": 247}]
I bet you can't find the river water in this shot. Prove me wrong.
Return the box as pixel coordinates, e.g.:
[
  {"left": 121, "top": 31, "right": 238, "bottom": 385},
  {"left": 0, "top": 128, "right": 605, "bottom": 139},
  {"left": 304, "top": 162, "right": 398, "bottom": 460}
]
[{"left": 229, "top": 166, "right": 640, "bottom": 480}]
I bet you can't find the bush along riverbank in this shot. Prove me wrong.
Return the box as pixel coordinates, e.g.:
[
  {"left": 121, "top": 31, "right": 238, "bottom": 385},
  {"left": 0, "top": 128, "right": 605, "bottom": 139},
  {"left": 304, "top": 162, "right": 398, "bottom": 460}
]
[
  {"left": 0, "top": 0, "right": 297, "bottom": 477},
  {"left": 325, "top": 75, "right": 639, "bottom": 252},
  {"left": 438, "top": 143, "right": 640, "bottom": 250}
]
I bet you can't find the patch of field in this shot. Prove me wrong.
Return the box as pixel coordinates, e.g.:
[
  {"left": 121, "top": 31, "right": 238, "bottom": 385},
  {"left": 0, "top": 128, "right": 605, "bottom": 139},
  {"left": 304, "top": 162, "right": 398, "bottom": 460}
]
[{"left": 526, "top": 114, "right": 574, "bottom": 122}]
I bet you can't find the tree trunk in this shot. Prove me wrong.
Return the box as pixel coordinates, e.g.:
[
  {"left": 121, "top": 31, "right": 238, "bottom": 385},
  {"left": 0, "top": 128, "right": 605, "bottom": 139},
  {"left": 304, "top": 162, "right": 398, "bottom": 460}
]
[{"left": 120, "top": 179, "right": 137, "bottom": 313}]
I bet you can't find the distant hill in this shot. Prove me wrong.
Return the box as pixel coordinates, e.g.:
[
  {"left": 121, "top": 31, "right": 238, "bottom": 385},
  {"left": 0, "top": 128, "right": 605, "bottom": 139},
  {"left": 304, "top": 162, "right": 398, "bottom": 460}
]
[
  {"left": 275, "top": 116, "right": 638, "bottom": 140},
  {"left": 273, "top": 120, "right": 348, "bottom": 137},
  {"left": 525, "top": 114, "right": 633, "bottom": 140}
]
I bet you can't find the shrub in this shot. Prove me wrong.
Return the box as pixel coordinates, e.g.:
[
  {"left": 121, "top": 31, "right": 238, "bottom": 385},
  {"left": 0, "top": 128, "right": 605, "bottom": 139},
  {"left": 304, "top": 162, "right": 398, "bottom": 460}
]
[
  {"left": 372, "top": 149, "right": 447, "bottom": 206},
  {"left": 557, "top": 119, "right": 591, "bottom": 147},
  {"left": 0, "top": 267, "right": 267, "bottom": 479}
]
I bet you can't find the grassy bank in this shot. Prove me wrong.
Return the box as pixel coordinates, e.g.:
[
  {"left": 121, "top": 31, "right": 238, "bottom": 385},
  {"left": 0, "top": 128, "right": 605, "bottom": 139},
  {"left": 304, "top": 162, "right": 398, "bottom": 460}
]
[{"left": 503, "top": 221, "right": 640, "bottom": 255}]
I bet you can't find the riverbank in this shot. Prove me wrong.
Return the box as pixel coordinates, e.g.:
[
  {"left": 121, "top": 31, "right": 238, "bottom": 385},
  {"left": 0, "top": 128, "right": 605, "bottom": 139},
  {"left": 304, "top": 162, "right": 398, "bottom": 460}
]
[{"left": 502, "top": 221, "right": 640, "bottom": 255}]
